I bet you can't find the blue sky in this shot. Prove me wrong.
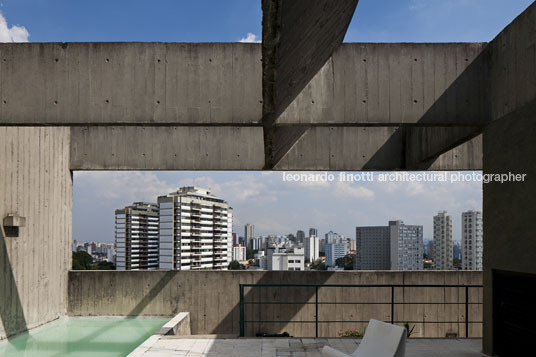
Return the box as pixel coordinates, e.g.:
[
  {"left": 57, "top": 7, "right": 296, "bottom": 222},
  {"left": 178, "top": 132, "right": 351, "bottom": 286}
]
[
  {"left": 1, "top": 1, "right": 531, "bottom": 243},
  {"left": 0, "top": 0, "right": 532, "bottom": 43}
]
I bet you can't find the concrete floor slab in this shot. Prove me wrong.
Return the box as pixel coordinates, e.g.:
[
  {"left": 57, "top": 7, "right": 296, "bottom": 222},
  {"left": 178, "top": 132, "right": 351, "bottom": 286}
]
[{"left": 129, "top": 337, "right": 487, "bottom": 356}]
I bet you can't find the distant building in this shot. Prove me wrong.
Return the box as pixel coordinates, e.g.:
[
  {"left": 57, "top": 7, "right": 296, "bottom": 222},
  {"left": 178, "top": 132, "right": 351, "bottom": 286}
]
[
  {"left": 355, "top": 221, "right": 423, "bottom": 271},
  {"left": 346, "top": 238, "right": 356, "bottom": 252},
  {"left": 232, "top": 233, "right": 237, "bottom": 246},
  {"left": 389, "top": 221, "right": 423, "bottom": 271},
  {"left": 107, "top": 246, "right": 115, "bottom": 263},
  {"left": 319, "top": 238, "right": 326, "bottom": 254},
  {"left": 355, "top": 226, "right": 391, "bottom": 270},
  {"left": 115, "top": 202, "right": 159, "bottom": 270},
  {"left": 296, "top": 230, "right": 305, "bottom": 243},
  {"left": 266, "top": 247, "right": 304, "bottom": 271},
  {"left": 158, "top": 187, "right": 233, "bottom": 270},
  {"left": 309, "top": 228, "right": 318, "bottom": 237},
  {"left": 244, "top": 224, "right": 254, "bottom": 249},
  {"left": 462, "top": 210, "right": 483, "bottom": 270},
  {"left": 453, "top": 241, "right": 462, "bottom": 261},
  {"left": 233, "top": 245, "right": 247, "bottom": 262},
  {"left": 249, "top": 237, "right": 263, "bottom": 250},
  {"left": 425, "top": 240, "right": 434, "bottom": 259},
  {"left": 325, "top": 231, "right": 336, "bottom": 244},
  {"left": 325, "top": 242, "right": 347, "bottom": 267},
  {"left": 433, "top": 211, "right": 453, "bottom": 270},
  {"left": 305, "top": 235, "right": 320, "bottom": 262}
]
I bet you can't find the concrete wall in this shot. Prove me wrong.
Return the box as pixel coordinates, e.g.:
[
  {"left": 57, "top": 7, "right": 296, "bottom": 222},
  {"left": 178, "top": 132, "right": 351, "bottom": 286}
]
[
  {"left": 277, "top": 43, "right": 488, "bottom": 126},
  {"left": 68, "top": 270, "right": 482, "bottom": 338},
  {"left": 482, "top": 104, "right": 536, "bottom": 354},
  {"left": 70, "top": 126, "right": 264, "bottom": 170},
  {"left": 482, "top": 2, "right": 536, "bottom": 354},
  {"left": 0, "top": 42, "right": 485, "bottom": 171},
  {"left": 0, "top": 43, "right": 261, "bottom": 125},
  {"left": 0, "top": 127, "right": 72, "bottom": 340}
]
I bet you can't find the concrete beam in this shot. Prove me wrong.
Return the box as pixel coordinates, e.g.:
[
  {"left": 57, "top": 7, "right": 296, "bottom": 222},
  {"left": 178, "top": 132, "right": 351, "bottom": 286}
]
[
  {"left": 278, "top": 43, "right": 489, "bottom": 126},
  {"left": 69, "top": 126, "right": 264, "bottom": 170},
  {"left": 0, "top": 43, "right": 262, "bottom": 125},
  {"left": 273, "top": 127, "right": 404, "bottom": 171},
  {"left": 405, "top": 127, "right": 483, "bottom": 169},
  {"left": 262, "top": 0, "right": 359, "bottom": 168},
  {"left": 427, "top": 135, "right": 483, "bottom": 171}
]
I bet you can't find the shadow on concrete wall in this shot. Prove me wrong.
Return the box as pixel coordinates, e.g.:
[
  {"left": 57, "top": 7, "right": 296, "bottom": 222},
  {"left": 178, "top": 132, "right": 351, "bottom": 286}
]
[
  {"left": 362, "top": 45, "right": 490, "bottom": 170},
  {"left": 1, "top": 271, "right": 181, "bottom": 354},
  {"left": 0, "top": 228, "right": 28, "bottom": 340},
  {"left": 128, "top": 270, "right": 178, "bottom": 316},
  {"left": 209, "top": 271, "right": 335, "bottom": 337}
]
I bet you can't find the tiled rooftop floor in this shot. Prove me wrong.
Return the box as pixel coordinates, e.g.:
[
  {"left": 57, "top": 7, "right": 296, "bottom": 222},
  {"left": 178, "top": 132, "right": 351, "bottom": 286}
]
[{"left": 130, "top": 336, "right": 487, "bottom": 357}]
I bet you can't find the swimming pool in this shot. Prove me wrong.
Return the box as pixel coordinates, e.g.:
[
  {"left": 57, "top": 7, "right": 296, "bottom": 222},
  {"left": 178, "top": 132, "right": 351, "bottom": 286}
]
[{"left": 0, "top": 316, "right": 169, "bottom": 357}]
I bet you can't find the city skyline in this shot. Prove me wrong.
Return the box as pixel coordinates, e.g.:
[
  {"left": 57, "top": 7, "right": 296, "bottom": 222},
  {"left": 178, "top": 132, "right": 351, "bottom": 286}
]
[{"left": 73, "top": 171, "right": 482, "bottom": 244}]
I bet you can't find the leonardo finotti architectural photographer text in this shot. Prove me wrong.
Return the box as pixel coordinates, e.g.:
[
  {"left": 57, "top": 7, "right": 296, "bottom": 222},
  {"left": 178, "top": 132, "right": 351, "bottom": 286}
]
[{"left": 282, "top": 171, "right": 527, "bottom": 184}]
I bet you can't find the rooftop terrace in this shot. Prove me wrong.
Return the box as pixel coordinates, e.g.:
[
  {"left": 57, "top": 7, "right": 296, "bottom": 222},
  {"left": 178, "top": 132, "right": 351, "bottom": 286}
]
[{"left": 130, "top": 336, "right": 486, "bottom": 357}]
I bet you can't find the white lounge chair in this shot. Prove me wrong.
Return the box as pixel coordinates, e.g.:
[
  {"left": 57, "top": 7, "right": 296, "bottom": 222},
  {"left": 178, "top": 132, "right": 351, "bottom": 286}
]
[{"left": 321, "top": 319, "right": 406, "bottom": 357}]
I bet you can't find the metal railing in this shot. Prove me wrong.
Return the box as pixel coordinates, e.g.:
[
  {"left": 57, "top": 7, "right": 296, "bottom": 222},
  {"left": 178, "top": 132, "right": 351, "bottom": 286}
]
[{"left": 239, "top": 283, "right": 483, "bottom": 338}]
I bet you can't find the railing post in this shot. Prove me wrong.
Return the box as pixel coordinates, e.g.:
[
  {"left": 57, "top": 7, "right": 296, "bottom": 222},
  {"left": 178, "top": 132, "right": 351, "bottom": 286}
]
[
  {"left": 240, "top": 285, "right": 244, "bottom": 337},
  {"left": 315, "top": 285, "right": 319, "bottom": 338},
  {"left": 391, "top": 286, "right": 395, "bottom": 325},
  {"left": 465, "top": 286, "right": 469, "bottom": 338}
]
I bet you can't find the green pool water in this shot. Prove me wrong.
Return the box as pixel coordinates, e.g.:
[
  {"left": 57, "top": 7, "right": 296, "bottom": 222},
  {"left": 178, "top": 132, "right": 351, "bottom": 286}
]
[{"left": 0, "top": 317, "right": 169, "bottom": 357}]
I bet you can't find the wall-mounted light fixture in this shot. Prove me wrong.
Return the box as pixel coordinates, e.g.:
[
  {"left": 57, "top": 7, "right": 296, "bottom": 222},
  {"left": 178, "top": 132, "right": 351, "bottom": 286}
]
[{"left": 3, "top": 214, "right": 26, "bottom": 238}]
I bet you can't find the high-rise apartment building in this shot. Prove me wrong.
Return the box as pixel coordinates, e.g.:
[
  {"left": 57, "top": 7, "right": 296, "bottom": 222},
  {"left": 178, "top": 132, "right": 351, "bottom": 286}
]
[
  {"left": 244, "top": 223, "right": 254, "bottom": 248},
  {"left": 309, "top": 228, "right": 318, "bottom": 237},
  {"left": 158, "top": 187, "right": 233, "bottom": 270},
  {"left": 355, "top": 221, "right": 423, "bottom": 270},
  {"left": 389, "top": 221, "right": 423, "bottom": 270},
  {"left": 462, "top": 210, "right": 483, "bottom": 270},
  {"left": 304, "top": 235, "right": 320, "bottom": 262},
  {"left": 325, "top": 242, "right": 347, "bottom": 267},
  {"left": 115, "top": 202, "right": 159, "bottom": 270},
  {"left": 355, "top": 226, "right": 391, "bottom": 270},
  {"left": 433, "top": 211, "right": 453, "bottom": 270}
]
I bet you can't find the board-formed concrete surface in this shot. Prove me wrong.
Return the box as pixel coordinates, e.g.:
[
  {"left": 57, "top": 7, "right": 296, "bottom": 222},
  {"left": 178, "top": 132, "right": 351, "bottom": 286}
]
[
  {"left": 68, "top": 270, "right": 483, "bottom": 339},
  {"left": 0, "top": 127, "right": 72, "bottom": 340}
]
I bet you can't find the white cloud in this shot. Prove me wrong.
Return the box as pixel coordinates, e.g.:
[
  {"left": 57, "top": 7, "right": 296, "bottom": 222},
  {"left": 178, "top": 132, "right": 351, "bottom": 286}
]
[
  {"left": 74, "top": 171, "right": 173, "bottom": 205},
  {"left": 333, "top": 181, "right": 375, "bottom": 200},
  {"left": 0, "top": 12, "right": 29, "bottom": 42},
  {"left": 239, "top": 32, "right": 261, "bottom": 43}
]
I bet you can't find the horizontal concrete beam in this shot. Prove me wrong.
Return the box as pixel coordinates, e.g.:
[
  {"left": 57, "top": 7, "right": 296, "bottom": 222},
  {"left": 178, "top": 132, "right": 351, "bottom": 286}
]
[
  {"left": 427, "top": 135, "right": 483, "bottom": 171},
  {"left": 273, "top": 127, "right": 405, "bottom": 170},
  {"left": 0, "top": 42, "right": 491, "bottom": 127},
  {"left": 0, "top": 43, "right": 262, "bottom": 125},
  {"left": 405, "top": 126, "right": 483, "bottom": 169},
  {"left": 70, "top": 126, "right": 264, "bottom": 170},
  {"left": 278, "top": 43, "right": 489, "bottom": 126},
  {"left": 69, "top": 124, "right": 482, "bottom": 171},
  {"left": 273, "top": 126, "right": 483, "bottom": 171}
]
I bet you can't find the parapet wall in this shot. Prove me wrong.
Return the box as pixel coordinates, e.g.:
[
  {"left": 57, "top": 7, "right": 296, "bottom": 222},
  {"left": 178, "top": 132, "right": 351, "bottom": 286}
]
[{"left": 68, "top": 270, "right": 482, "bottom": 338}]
